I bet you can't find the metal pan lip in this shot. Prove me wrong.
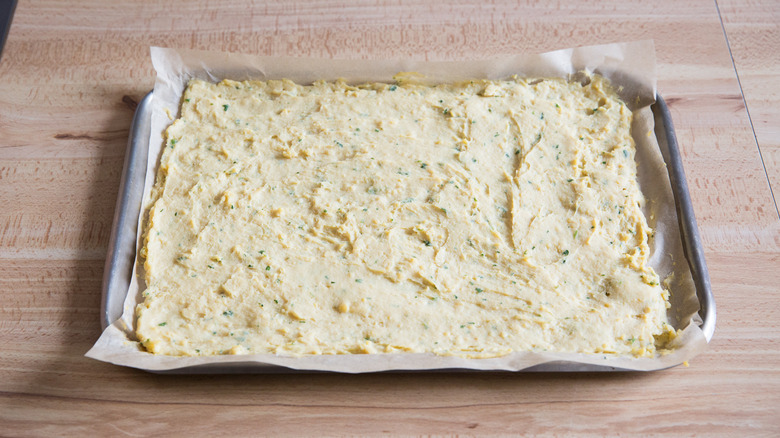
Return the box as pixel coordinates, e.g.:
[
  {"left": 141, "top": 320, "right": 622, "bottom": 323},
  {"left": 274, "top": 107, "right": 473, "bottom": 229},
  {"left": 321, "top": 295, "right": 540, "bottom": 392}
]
[
  {"left": 99, "top": 90, "right": 715, "bottom": 372},
  {"left": 652, "top": 95, "right": 716, "bottom": 343},
  {"left": 101, "top": 91, "right": 153, "bottom": 330}
]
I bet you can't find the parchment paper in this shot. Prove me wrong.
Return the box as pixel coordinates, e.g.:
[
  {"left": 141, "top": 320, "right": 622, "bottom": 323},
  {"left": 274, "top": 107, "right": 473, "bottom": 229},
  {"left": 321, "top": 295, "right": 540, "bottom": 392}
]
[{"left": 87, "top": 41, "right": 709, "bottom": 372}]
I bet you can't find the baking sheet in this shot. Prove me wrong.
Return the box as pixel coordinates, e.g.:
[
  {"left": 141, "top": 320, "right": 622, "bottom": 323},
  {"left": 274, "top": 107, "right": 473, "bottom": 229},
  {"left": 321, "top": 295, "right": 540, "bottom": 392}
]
[{"left": 87, "top": 40, "right": 711, "bottom": 372}]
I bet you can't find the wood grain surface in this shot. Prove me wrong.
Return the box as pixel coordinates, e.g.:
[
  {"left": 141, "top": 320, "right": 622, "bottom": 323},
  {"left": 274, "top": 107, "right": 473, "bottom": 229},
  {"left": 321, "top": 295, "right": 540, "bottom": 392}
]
[{"left": 1, "top": 0, "right": 778, "bottom": 435}]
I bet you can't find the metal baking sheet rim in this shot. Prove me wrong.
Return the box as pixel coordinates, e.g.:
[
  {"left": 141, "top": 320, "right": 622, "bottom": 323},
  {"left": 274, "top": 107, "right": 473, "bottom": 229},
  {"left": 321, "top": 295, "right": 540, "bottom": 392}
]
[{"left": 100, "top": 91, "right": 716, "bottom": 373}]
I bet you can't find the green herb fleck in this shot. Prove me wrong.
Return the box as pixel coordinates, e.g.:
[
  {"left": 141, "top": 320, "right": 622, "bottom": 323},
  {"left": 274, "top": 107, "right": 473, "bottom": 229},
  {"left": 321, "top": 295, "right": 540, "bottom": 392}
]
[
  {"left": 223, "top": 310, "right": 234, "bottom": 317},
  {"left": 266, "top": 265, "right": 271, "bottom": 271},
  {"left": 222, "top": 104, "right": 229, "bottom": 111},
  {"left": 158, "top": 322, "right": 167, "bottom": 327}
]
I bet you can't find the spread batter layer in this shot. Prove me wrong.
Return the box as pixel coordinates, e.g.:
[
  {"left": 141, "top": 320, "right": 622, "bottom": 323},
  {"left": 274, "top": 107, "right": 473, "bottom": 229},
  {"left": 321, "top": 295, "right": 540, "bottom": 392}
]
[{"left": 136, "top": 75, "right": 675, "bottom": 357}]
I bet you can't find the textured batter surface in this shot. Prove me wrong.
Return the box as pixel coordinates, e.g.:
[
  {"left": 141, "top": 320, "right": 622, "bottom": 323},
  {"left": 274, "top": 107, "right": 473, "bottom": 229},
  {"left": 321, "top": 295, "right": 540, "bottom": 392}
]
[{"left": 136, "top": 75, "right": 674, "bottom": 357}]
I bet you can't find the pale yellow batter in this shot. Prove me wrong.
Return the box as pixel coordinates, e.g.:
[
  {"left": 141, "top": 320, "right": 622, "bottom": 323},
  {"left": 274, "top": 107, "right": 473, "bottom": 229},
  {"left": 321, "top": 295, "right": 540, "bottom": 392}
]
[{"left": 136, "top": 74, "right": 675, "bottom": 357}]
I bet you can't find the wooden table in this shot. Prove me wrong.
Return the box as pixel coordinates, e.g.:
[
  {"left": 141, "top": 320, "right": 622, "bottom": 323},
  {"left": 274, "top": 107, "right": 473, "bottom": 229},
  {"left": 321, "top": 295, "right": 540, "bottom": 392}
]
[{"left": 1, "top": 0, "right": 778, "bottom": 435}]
